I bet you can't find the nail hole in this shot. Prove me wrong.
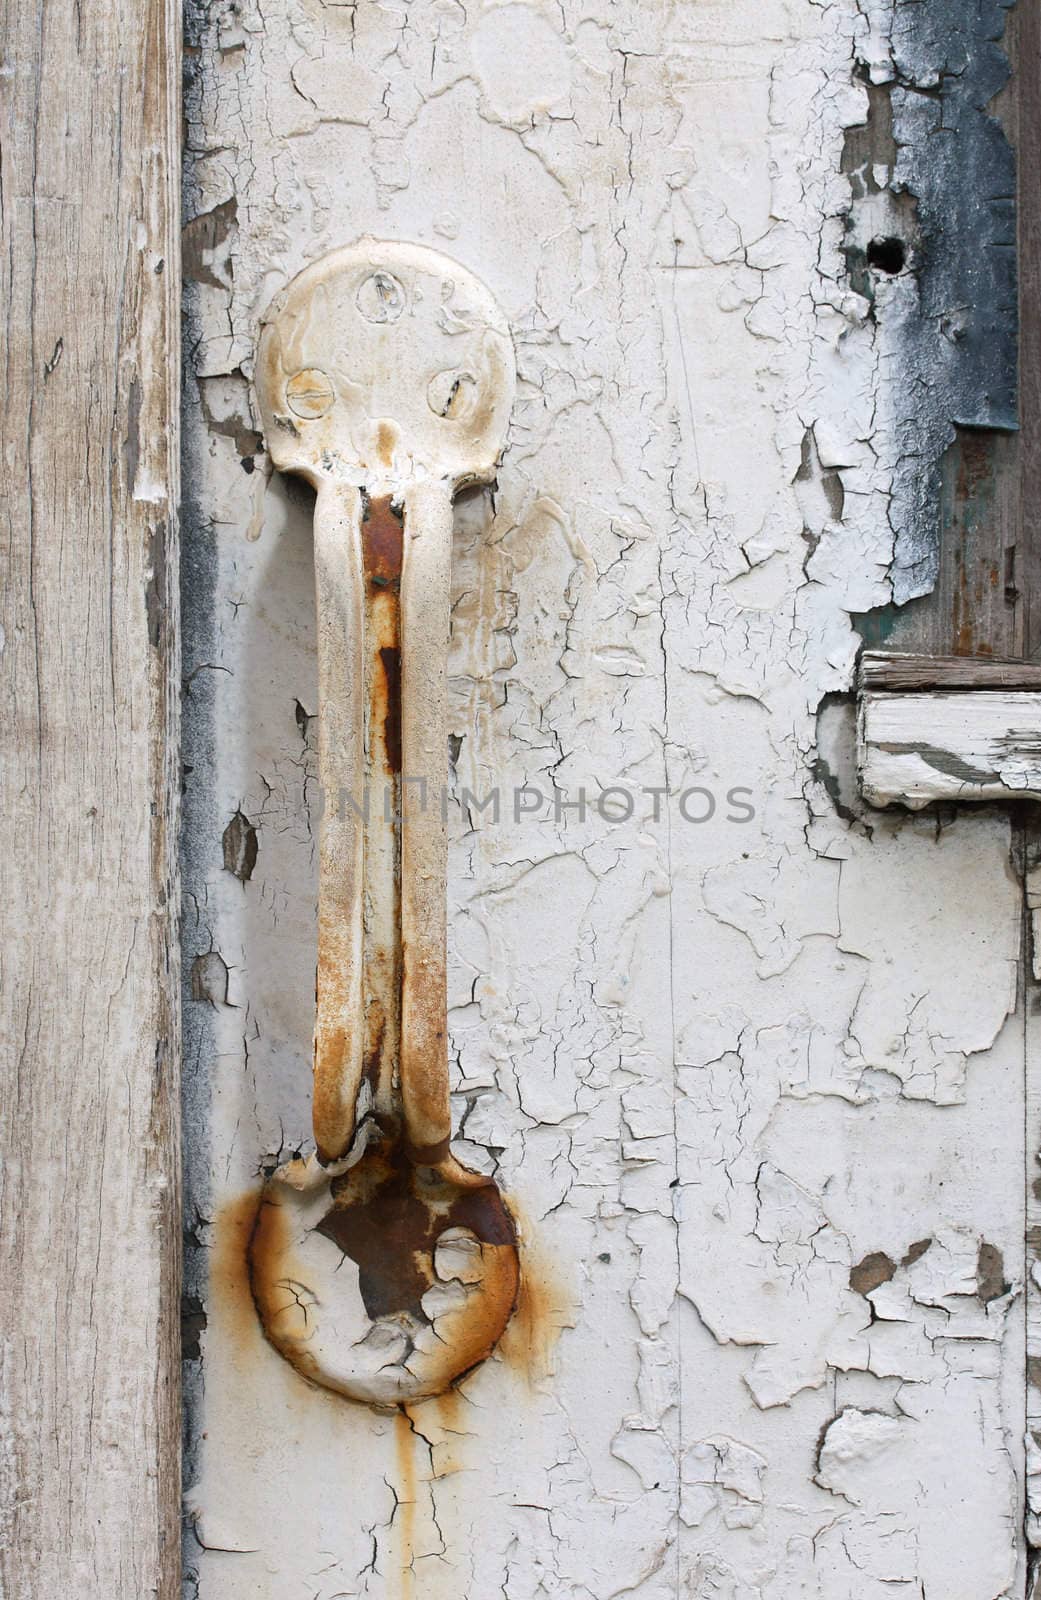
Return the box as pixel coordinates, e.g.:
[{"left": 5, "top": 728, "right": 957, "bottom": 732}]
[{"left": 867, "top": 236, "right": 907, "bottom": 275}]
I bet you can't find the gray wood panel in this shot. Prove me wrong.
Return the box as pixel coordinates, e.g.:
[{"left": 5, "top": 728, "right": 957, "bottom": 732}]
[
  {"left": 0, "top": 0, "right": 182, "bottom": 1587},
  {"left": 859, "top": 650, "right": 1041, "bottom": 691}
]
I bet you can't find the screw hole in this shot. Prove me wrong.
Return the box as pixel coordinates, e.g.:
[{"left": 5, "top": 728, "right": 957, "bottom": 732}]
[{"left": 867, "top": 236, "right": 907, "bottom": 275}]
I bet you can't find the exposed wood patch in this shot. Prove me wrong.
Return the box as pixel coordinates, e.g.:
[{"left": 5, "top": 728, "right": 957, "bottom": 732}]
[
  {"left": 859, "top": 649, "right": 1041, "bottom": 692},
  {"left": 858, "top": 651, "right": 1041, "bottom": 807},
  {"left": 842, "top": 0, "right": 1018, "bottom": 607},
  {"left": 0, "top": 0, "right": 182, "bottom": 1586}
]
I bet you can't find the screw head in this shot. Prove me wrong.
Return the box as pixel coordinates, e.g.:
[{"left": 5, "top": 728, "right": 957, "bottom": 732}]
[
  {"left": 355, "top": 270, "right": 405, "bottom": 324},
  {"left": 427, "top": 368, "right": 477, "bottom": 420},
  {"left": 285, "top": 368, "right": 335, "bottom": 419},
  {"left": 256, "top": 242, "right": 515, "bottom": 485}
]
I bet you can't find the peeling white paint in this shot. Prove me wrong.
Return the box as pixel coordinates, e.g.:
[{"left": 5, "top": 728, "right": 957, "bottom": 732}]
[
  {"left": 860, "top": 689, "right": 1041, "bottom": 807},
  {"left": 181, "top": 0, "right": 1027, "bottom": 1595}
]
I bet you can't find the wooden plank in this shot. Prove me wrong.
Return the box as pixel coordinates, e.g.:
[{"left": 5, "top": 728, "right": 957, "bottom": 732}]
[
  {"left": 1013, "top": 0, "right": 1041, "bottom": 662},
  {"left": 1026, "top": 821, "right": 1041, "bottom": 1581},
  {"left": 1012, "top": 0, "right": 1041, "bottom": 1581},
  {"left": 860, "top": 649, "right": 1041, "bottom": 693},
  {"left": 858, "top": 689, "right": 1041, "bottom": 808},
  {"left": 853, "top": 9, "right": 1030, "bottom": 664},
  {"left": 0, "top": 0, "right": 181, "bottom": 1586}
]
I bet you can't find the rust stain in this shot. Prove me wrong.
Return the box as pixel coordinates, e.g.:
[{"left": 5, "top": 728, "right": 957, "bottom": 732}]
[
  {"left": 246, "top": 1170, "right": 353, "bottom": 1395},
  {"left": 211, "top": 1188, "right": 266, "bottom": 1356},
  {"left": 215, "top": 1182, "right": 347, "bottom": 1399},
  {"left": 406, "top": 1132, "right": 451, "bottom": 1167},
  {"left": 379, "top": 645, "right": 402, "bottom": 772},
  {"left": 377, "top": 419, "right": 398, "bottom": 470},
  {"left": 350, "top": 492, "right": 406, "bottom": 1137},
  {"left": 362, "top": 1008, "right": 387, "bottom": 1094},
  {"left": 313, "top": 1020, "right": 349, "bottom": 1168},
  {"left": 427, "top": 1388, "right": 468, "bottom": 1477},
  {"left": 313, "top": 906, "right": 364, "bottom": 1165},
  {"left": 497, "top": 1214, "right": 569, "bottom": 1387},
  {"left": 434, "top": 1387, "right": 462, "bottom": 1429},
  {"left": 245, "top": 1183, "right": 327, "bottom": 1388},
  {"left": 245, "top": 1149, "right": 521, "bottom": 1404},
  {"left": 500, "top": 1269, "right": 560, "bottom": 1386},
  {"left": 363, "top": 495, "right": 404, "bottom": 585},
  {"left": 394, "top": 1409, "right": 416, "bottom": 1600},
  {"left": 364, "top": 500, "right": 403, "bottom": 781},
  {"left": 316, "top": 1141, "right": 517, "bottom": 1322}
]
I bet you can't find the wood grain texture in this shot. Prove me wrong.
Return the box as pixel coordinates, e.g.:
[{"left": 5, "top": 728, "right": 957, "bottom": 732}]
[
  {"left": 855, "top": 3, "right": 1031, "bottom": 664},
  {"left": 859, "top": 689, "right": 1041, "bottom": 807},
  {"left": 1014, "top": 0, "right": 1041, "bottom": 1579},
  {"left": 859, "top": 649, "right": 1041, "bottom": 692},
  {"left": 0, "top": 0, "right": 182, "bottom": 1587},
  {"left": 1012, "top": 0, "right": 1041, "bottom": 662}
]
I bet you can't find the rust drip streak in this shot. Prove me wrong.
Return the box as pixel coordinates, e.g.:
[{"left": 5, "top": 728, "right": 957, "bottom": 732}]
[
  {"left": 363, "top": 494, "right": 404, "bottom": 585},
  {"left": 380, "top": 646, "right": 402, "bottom": 773},
  {"left": 394, "top": 1410, "right": 417, "bottom": 1599},
  {"left": 361, "top": 496, "right": 404, "bottom": 1115}
]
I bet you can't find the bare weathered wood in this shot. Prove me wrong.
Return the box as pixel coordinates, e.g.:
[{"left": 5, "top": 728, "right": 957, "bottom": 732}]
[
  {"left": 856, "top": 4, "right": 1034, "bottom": 665},
  {"left": 859, "top": 689, "right": 1041, "bottom": 808},
  {"left": 0, "top": 0, "right": 182, "bottom": 1586},
  {"left": 859, "top": 649, "right": 1041, "bottom": 693},
  {"left": 1013, "top": 0, "right": 1041, "bottom": 663},
  {"left": 1014, "top": 0, "right": 1041, "bottom": 1577}
]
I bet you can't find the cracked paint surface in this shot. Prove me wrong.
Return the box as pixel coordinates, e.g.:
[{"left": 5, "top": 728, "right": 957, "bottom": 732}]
[
  {"left": 846, "top": 0, "right": 1017, "bottom": 603},
  {"left": 180, "top": 1, "right": 1026, "bottom": 1595}
]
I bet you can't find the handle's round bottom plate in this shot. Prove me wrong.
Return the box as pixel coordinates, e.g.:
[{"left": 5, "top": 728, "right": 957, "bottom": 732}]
[{"left": 249, "top": 1147, "right": 520, "bottom": 1405}]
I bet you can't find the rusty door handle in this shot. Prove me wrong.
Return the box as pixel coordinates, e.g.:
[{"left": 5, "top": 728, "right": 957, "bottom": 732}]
[
  {"left": 308, "top": 478, "right": 457, "bottom": 1167},
  {"left": 248, "top": 242, "right": 519, "bottom": 1406}
]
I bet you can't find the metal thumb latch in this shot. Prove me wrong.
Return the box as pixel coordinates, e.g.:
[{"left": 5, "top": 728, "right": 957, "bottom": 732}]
[{"left": 249, "top": 241, "right": 519, "bottom": 1406}]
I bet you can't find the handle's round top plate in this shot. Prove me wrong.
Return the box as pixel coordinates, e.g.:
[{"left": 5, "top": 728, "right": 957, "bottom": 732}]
[{"left": 255, "top": 239, "right": 515, "bottom": 490}]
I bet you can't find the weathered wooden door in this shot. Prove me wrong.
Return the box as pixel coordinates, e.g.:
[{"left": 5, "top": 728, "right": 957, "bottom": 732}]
[{"left": 6, "top": 0, "right": 1041, "bottom": 1597}]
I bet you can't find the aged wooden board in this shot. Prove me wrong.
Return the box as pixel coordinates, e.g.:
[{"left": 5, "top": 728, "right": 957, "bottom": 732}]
[
  {"left": 860, "top": 649, "right": 1041, "bottom": 692},
  {"left": 1011, "top": 4, "right": 1041, "bottom": 1578},
  {"left": 859, "top": 689, "right": 1041, "bottom": 806},
  {"left": 0, "top": 0, "right": 182, "bottom": 1587},
  {"left": 858, "top": 651, "right": 1041, "bottom": 806}
]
